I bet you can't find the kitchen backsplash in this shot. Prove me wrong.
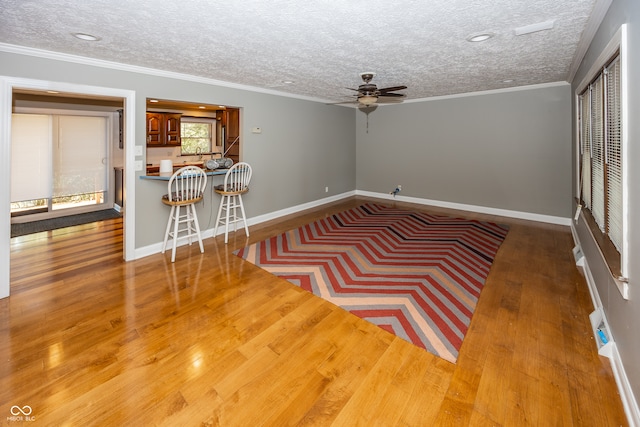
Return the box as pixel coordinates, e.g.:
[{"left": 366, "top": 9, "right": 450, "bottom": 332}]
[{"left": 146, "top": 146, "right": 223, "bottom": 165}]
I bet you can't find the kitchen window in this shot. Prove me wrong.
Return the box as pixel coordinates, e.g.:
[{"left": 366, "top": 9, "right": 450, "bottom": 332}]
[{"left": 180, "top": 117, "right": 216, "bottom": 155}]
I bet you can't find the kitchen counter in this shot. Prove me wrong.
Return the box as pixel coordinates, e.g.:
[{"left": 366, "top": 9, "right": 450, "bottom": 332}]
[
  {"left": 140, "top": 168, "right": 229, "bottom": 181},
  {"left": 146, "top": 161, "right": 205, "bottom": 174}
]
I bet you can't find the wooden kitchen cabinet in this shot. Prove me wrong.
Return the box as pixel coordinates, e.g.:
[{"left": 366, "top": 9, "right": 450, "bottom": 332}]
[
  {"left": 146, "top": 112, "right": 181, "bottom": 146},
  {"left": 146, "top": 113, "right": 162, "bottom": 145},
  {"left": 222, "top": 108, "right": 240, "bottom": 163}
]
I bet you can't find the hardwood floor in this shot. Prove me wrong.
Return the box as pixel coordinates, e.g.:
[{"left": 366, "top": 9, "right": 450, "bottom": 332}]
[{"left": 1, "top": 196, "right": 627, "bottom": 426}]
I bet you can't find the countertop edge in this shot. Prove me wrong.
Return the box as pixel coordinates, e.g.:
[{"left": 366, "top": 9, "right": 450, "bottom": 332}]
[{"left": 139, "top": 169, "right": 229, "bottom": 181}]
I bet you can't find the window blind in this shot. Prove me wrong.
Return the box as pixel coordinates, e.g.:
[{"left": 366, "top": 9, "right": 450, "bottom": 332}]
[
  {"left": 590, "top": 76, "right": 605, "bottom": 231},
  {"left": 54, "top": 115, "right": 108, "bottom": 198},
  {"left": 579, "top": 93, "right": 591, "bottom": 210},
  {"left": 605, "top": 57, "right": 623, "bottom": 251},
  {"left": 576, "top": 45, "right": 624, "bottom": 279},
  {"left": 11, "top": 114, "right": 52, "bottom": 202}
]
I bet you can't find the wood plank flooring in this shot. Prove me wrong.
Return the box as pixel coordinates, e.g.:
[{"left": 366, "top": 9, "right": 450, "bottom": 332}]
[{"left": 1, "top": 196, "right": 627, "bottom": 426}]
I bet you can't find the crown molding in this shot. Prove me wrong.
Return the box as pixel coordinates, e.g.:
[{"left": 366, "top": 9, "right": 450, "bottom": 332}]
[
  {"left": 566, "top": 0, "right": 613, "bottom": 83},
  {"left": 0, "top": 42, "right": 327, "bottom": 104},
  {"left": 405, "top": 81, "right": 570, "bottom": 104},
  {"left": 2, "top": 42, "right": 574, "bottom": 107}
]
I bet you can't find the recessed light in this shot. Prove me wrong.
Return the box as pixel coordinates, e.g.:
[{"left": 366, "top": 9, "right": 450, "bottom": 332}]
[
  {"left": 466, "top": 32, "right": 495, "bottom": 42},
  {"left": 46, "top": 90, "right": 59, "bottom": 94},
  {"left": 502, "top": 79, "right": 514, "bottom": 83},
  {"left": 149, "top": 99, "right": 159, "bottom": 103},
  {"left": 198, "top": 106, "right": 206, "bottom": 109},
  {"left": 72, "top": 32, "right": 101, "bottom": 41},
  {"left": 281, "top": 80, "right": 294, "bottom": 85}
]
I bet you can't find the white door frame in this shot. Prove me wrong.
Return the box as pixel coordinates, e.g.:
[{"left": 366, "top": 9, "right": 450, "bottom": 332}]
[{"left": 0, "top": 77, "right": 137, "bottom": 299}]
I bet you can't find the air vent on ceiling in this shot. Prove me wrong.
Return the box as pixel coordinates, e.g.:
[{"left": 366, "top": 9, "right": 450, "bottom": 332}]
[{"left": 514, "top": 20, "right": 555, "bottom": 36}]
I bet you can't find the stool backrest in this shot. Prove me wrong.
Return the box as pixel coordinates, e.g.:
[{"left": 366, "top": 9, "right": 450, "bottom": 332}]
[
  {"left": 166, "top": 166, "right": 207, "bottom": 202},
  {"left": 222, "top": 162, "right": 252, "bottom": 193}
]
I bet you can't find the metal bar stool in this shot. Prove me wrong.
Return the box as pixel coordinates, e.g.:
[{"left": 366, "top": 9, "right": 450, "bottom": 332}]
[
  {"left": 161, "top": 166, "right": 207, "bottom": 262},
  {"left": 214, "top": 162, "right": 252, "bottom": 243}
]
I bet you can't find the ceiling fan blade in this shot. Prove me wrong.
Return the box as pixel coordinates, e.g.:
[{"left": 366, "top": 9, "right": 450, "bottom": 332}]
[
  {"left": 378, "top": 85, "right": 407, "bottom": 93},
  {"left": 378, "top": 92, "right": 405, "bottom": 97},
  {"left": 327, "top": 100, "right": 358, "bottom": 105},
  {"left": 338, "top": 75, "right": 407, "bottom": 106},
  {"left": 376, "top": 97, "right": 405, "bottom": 104}
]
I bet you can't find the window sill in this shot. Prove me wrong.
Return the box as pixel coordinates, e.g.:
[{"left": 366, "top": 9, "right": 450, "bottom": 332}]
[{"left": 577, "top": 206, "right": 629, "bottom": 300}]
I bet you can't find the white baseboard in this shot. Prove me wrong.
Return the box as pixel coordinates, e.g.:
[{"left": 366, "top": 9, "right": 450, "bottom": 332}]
[
  {"left": 135, "top": 190, "right": 570, "bottom": 259},
  {"left": 133, "top": 191, "right": 355, "bottom": 260},
  {"left": 609, "top": 344, "right": 640, "bottom": 427},
  {"left": 245, "top": 191, "right": 355, "bottom": 227},
  {"left": 356, "top": 190, "right": 572, "bottom": 225},
  {"left": 134, "top": 227, "right": 217, "bottom": 260},
  {"left": 571, "top": 224, "right": 640, "bottom": 427}
]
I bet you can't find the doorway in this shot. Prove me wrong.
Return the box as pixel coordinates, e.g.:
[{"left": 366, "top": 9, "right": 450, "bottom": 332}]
[{"left": 0, "top": 77, "right": 137, "bottom": 299}]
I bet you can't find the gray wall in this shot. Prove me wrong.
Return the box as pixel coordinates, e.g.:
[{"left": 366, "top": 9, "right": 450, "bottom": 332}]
[
  {"left": 571, "top": 0, "right": 640, "bottom": 410},
  {"left": 0, "top": 52, "right": 356, "bottom": 248},
  {"left": 355, "top": 84, "right": 573, "bottom": 218}
]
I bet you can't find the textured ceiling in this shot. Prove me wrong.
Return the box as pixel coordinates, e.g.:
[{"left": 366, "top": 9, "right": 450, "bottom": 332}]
[{"left": 0, "top": 0, "right": 598, "bottom": 103}]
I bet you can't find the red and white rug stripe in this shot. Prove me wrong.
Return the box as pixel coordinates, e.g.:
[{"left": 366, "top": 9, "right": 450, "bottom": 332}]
[{"left": 236, "top": 203, "right": 508, "bottom": 363}]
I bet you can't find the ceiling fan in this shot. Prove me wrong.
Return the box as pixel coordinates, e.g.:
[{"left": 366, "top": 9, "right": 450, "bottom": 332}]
[{"left": 347, "top": 72, "right": 407, "bottom": 106}]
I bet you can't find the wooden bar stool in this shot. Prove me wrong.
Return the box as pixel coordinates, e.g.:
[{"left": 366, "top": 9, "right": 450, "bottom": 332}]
[
  {"left": 214, "top": 162, "right": 252, "bottom": 243},
  {"left": 162, "top": 166, "right": 207, "bottom": 262}
]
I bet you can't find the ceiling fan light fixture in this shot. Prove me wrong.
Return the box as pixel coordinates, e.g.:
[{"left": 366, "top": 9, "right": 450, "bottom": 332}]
[
  {"left": 359, "top": 94, "right": 378, "bottom": 106},
  {"left": 360, "top": 72, "right": 376, "bottom": 83}
]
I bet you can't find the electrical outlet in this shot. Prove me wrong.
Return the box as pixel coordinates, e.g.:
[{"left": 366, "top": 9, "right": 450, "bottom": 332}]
[
  {"left": 397, "top": 185, "right": 402, "bottom": 191},
  {"left": 325, "top": 186, "right": 329, "bottom": 193}
]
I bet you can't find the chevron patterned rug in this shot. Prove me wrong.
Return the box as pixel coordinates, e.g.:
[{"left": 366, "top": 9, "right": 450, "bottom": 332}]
[{"left": 235, "top": 203, "right": 509, "bottom": 363}]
